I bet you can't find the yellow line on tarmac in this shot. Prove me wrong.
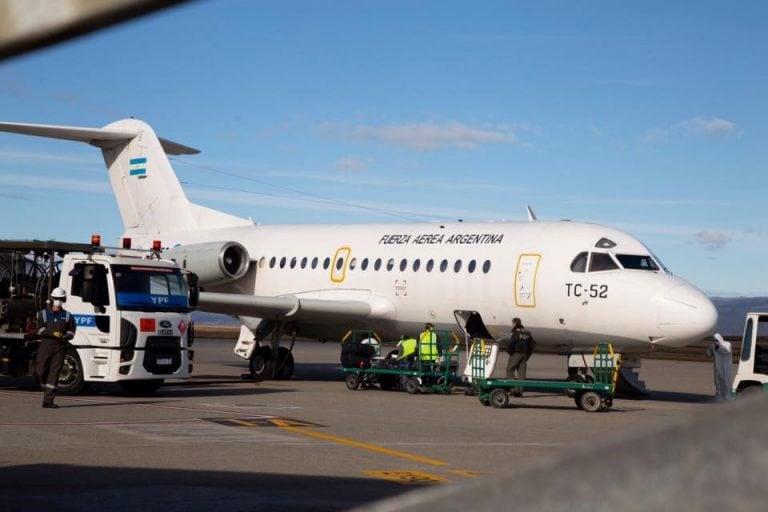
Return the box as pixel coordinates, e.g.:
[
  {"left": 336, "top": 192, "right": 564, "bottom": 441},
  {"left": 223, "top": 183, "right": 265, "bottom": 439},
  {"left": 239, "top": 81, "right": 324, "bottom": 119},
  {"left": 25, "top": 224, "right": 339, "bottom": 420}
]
[{"left": 271, "top": 419, "right": 449, "bottom": 467}]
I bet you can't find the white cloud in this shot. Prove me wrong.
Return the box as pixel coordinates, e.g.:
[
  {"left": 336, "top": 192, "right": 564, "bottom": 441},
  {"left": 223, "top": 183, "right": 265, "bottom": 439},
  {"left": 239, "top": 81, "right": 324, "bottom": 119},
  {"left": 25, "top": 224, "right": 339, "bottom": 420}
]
[
  {"left": 675, "top": 117, "right": 737, "bottom": 137},
  {"left": 694, "top": 230, "right": 732, "bottom": 250},
  {"left": 334, "top": 156, "right": 366, "bottom": 172},
  {"left": 0, "top": 174, "right": 110, "bottom": 194},
  {"left": 644, "top": 116, "right": 738, "bottom": 142},
  {"left": 323, "top": 121, "right": 518, "bottom": 150}
]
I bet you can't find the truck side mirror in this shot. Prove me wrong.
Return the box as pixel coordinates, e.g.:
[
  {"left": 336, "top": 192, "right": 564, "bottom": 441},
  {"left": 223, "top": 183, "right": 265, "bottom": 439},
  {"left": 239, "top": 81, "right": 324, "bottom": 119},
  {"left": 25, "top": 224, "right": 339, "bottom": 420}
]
[{"left": 186, "top": 272, "right": 199, "bottom": 308}]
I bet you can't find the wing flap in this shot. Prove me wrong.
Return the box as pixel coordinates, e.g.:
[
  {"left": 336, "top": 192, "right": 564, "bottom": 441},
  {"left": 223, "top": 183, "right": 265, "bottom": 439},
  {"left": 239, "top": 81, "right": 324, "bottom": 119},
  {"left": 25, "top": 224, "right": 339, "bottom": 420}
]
[{"left": 197, "top": 291, "right": 379, "bottom": 322}]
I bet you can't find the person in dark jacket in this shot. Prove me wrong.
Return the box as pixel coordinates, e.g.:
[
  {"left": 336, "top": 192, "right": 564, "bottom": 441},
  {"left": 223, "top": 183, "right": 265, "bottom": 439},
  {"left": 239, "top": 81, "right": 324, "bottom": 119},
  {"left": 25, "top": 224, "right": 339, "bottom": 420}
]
[
  {"left": 504, "top": 317, "right": 535, "bottom": 396},
  {"left": 36, "top": 287, "right": 76, "bottom": 408}
]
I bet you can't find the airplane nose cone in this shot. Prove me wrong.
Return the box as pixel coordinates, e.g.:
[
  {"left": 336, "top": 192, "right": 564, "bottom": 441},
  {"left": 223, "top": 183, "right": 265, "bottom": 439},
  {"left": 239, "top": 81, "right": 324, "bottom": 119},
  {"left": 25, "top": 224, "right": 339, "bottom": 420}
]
[{"left": 656, "top": 284, "right": 718, "bottom": 348}]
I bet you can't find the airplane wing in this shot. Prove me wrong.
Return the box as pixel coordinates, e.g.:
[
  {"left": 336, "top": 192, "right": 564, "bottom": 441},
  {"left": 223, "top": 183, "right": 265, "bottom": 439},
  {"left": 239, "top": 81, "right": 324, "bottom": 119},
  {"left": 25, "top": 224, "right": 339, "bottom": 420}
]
[{"left": 196, "top": 291, "right": 394, "bottom": 322}]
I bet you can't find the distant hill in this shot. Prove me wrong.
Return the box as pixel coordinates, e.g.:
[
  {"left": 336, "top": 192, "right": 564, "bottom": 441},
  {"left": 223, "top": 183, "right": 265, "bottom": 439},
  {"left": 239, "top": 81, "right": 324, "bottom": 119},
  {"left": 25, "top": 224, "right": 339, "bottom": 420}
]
[{"left": 711, "top": 297, "right": 768, "bottom": 336}]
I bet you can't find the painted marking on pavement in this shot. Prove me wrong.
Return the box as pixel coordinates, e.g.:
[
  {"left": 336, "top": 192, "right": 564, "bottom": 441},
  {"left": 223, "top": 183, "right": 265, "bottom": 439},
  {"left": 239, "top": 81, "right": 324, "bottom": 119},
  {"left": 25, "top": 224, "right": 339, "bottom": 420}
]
[
  {"left": 211, "top": 417, "right": 324, "bottom": 428},
  {"left": 271, "top": 418, "right": 449, "bottom": 467},
  {"left": 363, "top": 470, "right": 449, "bottom": 485}
]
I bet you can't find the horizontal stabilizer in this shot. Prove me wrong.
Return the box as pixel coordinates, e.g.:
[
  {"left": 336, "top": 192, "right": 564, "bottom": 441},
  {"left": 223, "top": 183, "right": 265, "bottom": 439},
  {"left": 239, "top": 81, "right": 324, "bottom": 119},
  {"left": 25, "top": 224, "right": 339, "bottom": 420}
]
[{"left": 0, "top": 121, "right": 199, "bottom": 155}]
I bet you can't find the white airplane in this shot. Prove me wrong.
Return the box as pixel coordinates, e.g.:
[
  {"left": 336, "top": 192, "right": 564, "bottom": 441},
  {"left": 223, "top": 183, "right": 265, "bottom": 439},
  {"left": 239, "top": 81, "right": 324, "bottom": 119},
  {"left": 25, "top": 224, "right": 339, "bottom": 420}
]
[{"left": 0, "top": 118, "right": 718, "bottom": 382}]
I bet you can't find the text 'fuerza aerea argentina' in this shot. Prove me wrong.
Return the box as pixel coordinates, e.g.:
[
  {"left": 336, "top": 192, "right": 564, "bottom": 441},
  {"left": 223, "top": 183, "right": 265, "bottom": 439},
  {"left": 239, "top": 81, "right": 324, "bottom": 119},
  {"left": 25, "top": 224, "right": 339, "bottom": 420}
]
[{"left": 378, "top": 233, "right": 504, "bottom": 245}]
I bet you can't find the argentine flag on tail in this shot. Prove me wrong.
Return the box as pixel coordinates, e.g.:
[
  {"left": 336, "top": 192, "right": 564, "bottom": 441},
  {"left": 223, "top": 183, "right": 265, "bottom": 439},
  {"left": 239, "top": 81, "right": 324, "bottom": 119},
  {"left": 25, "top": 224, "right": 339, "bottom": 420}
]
[{"left": 129, "top": 157, "right": 147, "bottom": 178}]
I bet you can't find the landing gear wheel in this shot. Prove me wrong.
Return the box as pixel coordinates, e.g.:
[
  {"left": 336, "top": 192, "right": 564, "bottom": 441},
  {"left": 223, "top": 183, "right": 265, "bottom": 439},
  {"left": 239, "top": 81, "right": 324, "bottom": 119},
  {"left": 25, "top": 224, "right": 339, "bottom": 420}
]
[
  {"left": 345, "top": 373, "right": 361, "bottom": 390},
  {"left": 274, "top": 347, "right": 294, "bottom": 380},
  {"left": 489, "top": 388, "right": 509, "bottom": 408},
  {"left": 249, "top": 347, "right": 275, "bottom": 381},
  {"left": 119, "top": 379, "right": 164, "bottom": 396},
  {"left": 58, "top": 346, "right": 87, "bottom": 395},
  {"left": 579, "top": 391, "right": 602, "bottom": 412},
  {"left": 405, "top": 378, "right": 420, "bottom": 394}
]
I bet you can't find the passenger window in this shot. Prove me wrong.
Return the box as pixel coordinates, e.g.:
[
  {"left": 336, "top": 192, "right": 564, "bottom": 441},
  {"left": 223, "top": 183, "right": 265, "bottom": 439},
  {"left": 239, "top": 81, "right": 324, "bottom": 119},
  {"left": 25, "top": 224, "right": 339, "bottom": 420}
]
[
  {"left": 482, "top": 260, "right": 491, "bottom": 273},
  {"left": 269, "top": 256, "right": 276, "bottom": 269},
  {"left": 440, "top": 259, "right": 448, "bottom": 272},
  {"left": 361, "top": 258, "right": 369, "bottom": 271},
  {"left": 589, "top": 252, "right": 619, "bottom": 272},
  {"left": 311, "top": 257, "right": 318, "bottom": 269},
  {"left": 300, "top": 257, "right": 307, "bottom": 269},
  {"left": 386, "top": 258, "right": 395, "bottom": 271},
  {"left": 279, "top": 257, "right": 286, "bottom": 269},
  {"left": 336, "top": 257, "right": 343, "bottom": 271},
  {"left": 290, "top": 257, "right": 297, "bottom": 269},
  {"left": 454, "top": 260, "right": 462, "bottom": 273},
  {"left": 399, "top": 259, "right": 407, "bottom": 271},
  {"left": 349, "top": 258, "right": 357, "bottom": 270},
  {"left": 323, "top": 257, "right": 330, "bottom": 270},
  {"left": 413, "top": 259, "right": 421, "bottom": 272},
  {"left": 468, "top": 260, "right": 476, "bottom": 273},
  {"left": 259, "top": 257, "right": 265, "bottom": 268},
  {"left": 570, "top": 252, "right": 588, "bottom": 273},
  {"left": 426, "top": 259, "right": 434, "bottom": 272},
  {"left": 374, "top": 258, "right": 382, "bottom": 271}
]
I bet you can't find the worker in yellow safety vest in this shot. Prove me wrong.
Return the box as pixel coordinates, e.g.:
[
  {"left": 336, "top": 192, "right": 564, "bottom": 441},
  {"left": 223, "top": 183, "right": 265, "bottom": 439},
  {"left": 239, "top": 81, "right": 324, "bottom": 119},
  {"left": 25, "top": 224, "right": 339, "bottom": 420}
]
[
  {"left": 418, "top": 323, "right": 439, "bottom": 363},
  {"left": 396, "top": 337, "right": 418, "bottom": 362}
]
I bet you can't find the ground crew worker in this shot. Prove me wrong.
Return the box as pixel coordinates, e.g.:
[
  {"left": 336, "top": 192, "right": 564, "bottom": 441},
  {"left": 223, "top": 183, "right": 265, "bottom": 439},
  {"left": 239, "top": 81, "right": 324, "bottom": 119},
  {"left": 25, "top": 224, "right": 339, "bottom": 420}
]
[
  {"left": 396, "top": 336, "right": 418, "bottom": 363},
  {"left": 706, "top": 333, "right": 732, "bottom": 401},
  {"left": 419, "top": 322, "right": 439, "bottom": 364},
  {"left": 505, "top": 317, "right": 535, "bottom": 396},
  {"left": 35, "top": 287, "right": 76, "bottom": 409}
]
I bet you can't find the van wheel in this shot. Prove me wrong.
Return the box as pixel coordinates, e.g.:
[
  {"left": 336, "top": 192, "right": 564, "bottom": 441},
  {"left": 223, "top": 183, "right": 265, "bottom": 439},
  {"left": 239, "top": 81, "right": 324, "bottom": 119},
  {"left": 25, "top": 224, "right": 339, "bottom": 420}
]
[
  {"left": 119, "top": 379, "right": 164, "bottom": 396},
  {"left": 58, "top": 346, "right": 87, "bottom": 395},
  {"left": 405, "top": 378, "right": 420, "bottom": 394}
]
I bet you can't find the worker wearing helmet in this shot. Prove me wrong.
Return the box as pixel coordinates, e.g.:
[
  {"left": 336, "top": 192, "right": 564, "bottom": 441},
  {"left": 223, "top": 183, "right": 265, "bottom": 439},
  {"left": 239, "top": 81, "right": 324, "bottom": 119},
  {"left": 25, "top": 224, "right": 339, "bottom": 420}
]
[{"left": 35, "top": 287, "right": 76, "bottom": 408}]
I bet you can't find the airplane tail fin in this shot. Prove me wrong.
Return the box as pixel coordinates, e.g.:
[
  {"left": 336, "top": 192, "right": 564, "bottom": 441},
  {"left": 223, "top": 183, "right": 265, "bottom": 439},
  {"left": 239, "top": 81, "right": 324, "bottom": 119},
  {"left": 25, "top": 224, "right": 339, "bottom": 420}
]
[{"left": 0, "top": 118, "right": 251, "bottom": 245}]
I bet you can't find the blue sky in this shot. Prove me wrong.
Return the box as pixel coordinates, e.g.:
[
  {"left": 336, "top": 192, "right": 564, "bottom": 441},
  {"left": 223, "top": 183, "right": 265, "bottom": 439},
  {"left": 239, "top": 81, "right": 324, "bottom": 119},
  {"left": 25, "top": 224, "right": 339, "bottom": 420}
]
[{"left": 0, "top": 1, "right": 766, "bottom": 296}]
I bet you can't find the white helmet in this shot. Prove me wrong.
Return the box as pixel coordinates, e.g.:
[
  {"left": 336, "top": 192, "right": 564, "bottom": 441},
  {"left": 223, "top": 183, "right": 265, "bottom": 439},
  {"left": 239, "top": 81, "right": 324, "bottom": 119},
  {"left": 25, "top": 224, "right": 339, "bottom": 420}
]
[{"left": 51, "top": 287, "right": 67, "bottom": 300}]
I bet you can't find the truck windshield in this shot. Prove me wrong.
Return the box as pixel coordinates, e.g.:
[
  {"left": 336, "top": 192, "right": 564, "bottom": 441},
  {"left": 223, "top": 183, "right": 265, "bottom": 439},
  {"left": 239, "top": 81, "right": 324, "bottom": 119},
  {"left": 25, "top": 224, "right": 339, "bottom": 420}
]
[{"left": 112, "top": 265, "right": 190, "bottom": 312}]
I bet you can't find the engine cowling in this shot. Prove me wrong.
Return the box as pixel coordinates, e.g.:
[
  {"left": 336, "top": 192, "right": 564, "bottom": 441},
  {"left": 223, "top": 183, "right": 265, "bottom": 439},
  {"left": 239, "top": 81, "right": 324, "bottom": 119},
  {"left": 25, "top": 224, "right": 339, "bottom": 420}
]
[{"left": 165, "top": 241, "right": 250, "bottom": 286}]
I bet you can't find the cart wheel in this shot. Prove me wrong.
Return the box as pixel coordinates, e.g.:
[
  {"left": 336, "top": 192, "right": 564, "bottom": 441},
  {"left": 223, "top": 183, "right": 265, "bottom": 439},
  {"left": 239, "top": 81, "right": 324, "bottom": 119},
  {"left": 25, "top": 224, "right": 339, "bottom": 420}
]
[
  {"left": 346, "top": 373, "right": 361, "bottom": 391},
  {"left": 405, "top": 378, "right": 420, "bottom": 394},
  {"left": 580, "top": 391, "right": 602, "bottom": 412},
  {"left": 489, "top": 388, "right": 509, "bottom": 409}
]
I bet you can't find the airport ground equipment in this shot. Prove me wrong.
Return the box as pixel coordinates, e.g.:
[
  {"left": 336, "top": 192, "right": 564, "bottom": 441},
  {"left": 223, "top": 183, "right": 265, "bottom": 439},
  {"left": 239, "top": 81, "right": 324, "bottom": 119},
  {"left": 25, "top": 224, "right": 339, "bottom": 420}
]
[
  {"left": 341, "top": 330, "right": 460, "bottom": 394},
  {"left": 0, "top": 237, "right": 199, "bottom": 395},
  {"left": 474, "top": 342, "right": 619, "bottom": 412},
  {"left": 731, "top": 312, "right": 768, "bottom": 395}
]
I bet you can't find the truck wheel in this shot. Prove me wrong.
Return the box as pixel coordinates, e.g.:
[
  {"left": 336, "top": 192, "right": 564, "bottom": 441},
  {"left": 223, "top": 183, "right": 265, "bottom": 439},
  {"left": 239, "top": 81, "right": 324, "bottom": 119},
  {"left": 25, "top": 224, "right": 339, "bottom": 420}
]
[
  {"left": 580, "top": 391, "right": 602, "bottom": 412},
  {"left": 274, "top": 347, "right": 294, "bottom": 380},
  {"left": 405, "top": 378, "right": 420, "bottom": 394},
  {"left": 249, "top": 347, "right": 274, "bottom": 381},
  {"left": 58, "top": 346, "right": 87, "bottom": 395},
  {"left": 489, "top": 388, "right": 509, "bottom": 408},
  {"left": 119, "top": 379, "right": 164, "bottom": 396},
  {"left": 740, "top": 385, "right": 764, "bottom": 396},
  {"left": 345, "top": 373, "right": 361, "bottom": 390}
]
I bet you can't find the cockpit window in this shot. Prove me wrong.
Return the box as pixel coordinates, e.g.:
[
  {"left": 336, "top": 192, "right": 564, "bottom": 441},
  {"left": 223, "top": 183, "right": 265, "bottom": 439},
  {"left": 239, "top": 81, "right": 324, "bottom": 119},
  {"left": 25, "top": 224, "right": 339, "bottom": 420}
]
[
  {"left": 589, "top": 252, "right": 619, "bottom": 272},
  {"left": 570, "top": 252, "right": 588, "bottom": 273},
  {"left": 616, "top": 254, "right": 659, "bottom": 271}
]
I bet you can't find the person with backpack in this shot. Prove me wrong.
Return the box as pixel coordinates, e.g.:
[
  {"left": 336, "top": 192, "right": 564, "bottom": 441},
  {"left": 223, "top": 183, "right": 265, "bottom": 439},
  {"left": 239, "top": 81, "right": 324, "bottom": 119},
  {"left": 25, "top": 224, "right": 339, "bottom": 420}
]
[{"left": 505, "top": 317, "right": 535, "bottom": 396}]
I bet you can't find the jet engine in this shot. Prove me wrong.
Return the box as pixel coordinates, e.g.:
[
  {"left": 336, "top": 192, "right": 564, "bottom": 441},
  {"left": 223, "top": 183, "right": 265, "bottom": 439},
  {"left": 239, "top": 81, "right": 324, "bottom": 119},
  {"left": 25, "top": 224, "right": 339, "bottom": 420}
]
[{"left": 165, "top": 241, "right": 250, "bottom": 286}]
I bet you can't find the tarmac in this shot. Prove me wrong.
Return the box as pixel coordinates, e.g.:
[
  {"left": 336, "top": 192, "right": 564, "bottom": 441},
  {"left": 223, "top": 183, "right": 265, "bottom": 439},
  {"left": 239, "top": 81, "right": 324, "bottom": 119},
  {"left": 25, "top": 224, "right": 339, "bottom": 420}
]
[{"left": 0, "top": 338, "right": 756, "bottom": 512}]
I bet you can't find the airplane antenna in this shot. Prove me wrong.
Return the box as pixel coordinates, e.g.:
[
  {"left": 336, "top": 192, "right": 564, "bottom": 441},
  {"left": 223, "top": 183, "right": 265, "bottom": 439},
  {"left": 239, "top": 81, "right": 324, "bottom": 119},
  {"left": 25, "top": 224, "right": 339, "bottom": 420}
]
[{"left": 526, "top": 205, "right": 537, "bottom": 222}]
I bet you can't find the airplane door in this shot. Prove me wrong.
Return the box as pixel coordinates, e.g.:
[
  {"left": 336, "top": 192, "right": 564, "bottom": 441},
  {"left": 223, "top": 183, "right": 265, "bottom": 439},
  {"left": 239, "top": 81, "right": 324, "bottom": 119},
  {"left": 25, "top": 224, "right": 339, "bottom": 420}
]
[
  {"left": 330, "top": 246, "right": 351, "bottom": 283},
  {"left": 514, "top": 254, "right": 541, "bottom": 308}
]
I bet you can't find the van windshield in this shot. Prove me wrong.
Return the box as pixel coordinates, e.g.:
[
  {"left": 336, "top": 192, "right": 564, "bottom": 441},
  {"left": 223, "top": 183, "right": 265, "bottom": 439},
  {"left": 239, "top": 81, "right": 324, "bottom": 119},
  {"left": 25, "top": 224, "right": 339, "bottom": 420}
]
[
  {"left": 616, "top": 254, "right": 660, "bottom": 271},
  {"left": 112, "top": 265, "right": 190, "bottom": 312}
]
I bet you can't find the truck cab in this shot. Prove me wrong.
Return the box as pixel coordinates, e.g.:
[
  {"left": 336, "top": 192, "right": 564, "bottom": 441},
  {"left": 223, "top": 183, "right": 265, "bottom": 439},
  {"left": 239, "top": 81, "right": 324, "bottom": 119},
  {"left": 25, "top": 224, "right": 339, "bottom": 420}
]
[
  {"left": 732, "top": 312, "right": 768, "bottom": 394},
  {"left": 0, "top": 238, "right": 197, "bottom": 395}
]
